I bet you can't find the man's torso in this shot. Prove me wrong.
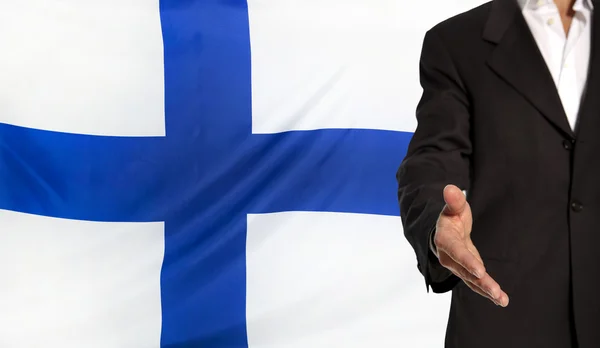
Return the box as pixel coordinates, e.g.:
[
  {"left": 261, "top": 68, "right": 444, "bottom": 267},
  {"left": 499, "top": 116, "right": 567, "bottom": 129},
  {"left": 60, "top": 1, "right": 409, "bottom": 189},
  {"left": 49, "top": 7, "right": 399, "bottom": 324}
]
[{"left": 427, "top": 1, "right": 600, "bottom": 347}]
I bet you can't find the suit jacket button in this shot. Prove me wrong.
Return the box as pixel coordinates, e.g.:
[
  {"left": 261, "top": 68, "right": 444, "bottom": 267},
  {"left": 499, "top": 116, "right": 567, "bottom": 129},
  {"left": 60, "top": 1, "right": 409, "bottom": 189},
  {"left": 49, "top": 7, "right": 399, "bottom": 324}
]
[
  {"left": 563, "top": 139, "right": 574, "bottom": 150},
  {"left": 571, "top": 201, "right": 583, "bottom": 212}
]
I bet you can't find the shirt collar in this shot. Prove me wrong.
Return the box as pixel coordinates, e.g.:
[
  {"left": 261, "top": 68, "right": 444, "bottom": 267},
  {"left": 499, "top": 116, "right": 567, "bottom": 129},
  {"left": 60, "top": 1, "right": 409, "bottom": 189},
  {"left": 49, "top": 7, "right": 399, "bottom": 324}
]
[{"left": 517, "top": 0, "right": 594, "bottom": 11}]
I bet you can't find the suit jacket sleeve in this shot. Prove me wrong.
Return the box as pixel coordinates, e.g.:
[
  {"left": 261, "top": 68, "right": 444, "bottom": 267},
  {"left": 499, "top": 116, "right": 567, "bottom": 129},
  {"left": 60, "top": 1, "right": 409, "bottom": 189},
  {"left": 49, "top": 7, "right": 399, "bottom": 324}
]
[{"left": 397, "top": 29, "right": 472, "bottom": 293}]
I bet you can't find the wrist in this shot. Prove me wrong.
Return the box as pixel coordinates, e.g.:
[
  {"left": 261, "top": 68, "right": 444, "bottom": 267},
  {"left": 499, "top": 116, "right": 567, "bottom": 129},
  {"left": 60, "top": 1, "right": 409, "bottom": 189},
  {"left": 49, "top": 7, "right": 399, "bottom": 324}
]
[{"left": 429, "top": 227, "right": 438, "bottom": 256}]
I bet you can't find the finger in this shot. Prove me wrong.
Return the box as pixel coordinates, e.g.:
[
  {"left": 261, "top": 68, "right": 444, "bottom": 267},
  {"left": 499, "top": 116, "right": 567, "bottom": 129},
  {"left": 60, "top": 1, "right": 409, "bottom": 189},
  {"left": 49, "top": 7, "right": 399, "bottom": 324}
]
[
  {"left": 439, "top": 250, "right": 485, "bottom": 284},
  {"left": 463, "top": 278, "right": 499, "bottom": 305},
  {"left": 472, "top": 273, "right": 510, "bottom": 306},
  {"left": 439, "top": 237, "right": 485, "bottom": 279},
  {"left": 439, "top": 252, "right": 509, "bottom": 307},
  {"left": 442, "top": 184, "right": 467, "bottom": 216},
  {"left": 439, "top": 251, "right": 495, "bottom": 301},
  {"left": 465, "top": 238, "right": 483, "bottom": 263},
  {"left": 461, "top": 242, "right": 510, "bottom": 307},
  {"left": 464, "top": 278, "right": 509, "bottom": 307}
]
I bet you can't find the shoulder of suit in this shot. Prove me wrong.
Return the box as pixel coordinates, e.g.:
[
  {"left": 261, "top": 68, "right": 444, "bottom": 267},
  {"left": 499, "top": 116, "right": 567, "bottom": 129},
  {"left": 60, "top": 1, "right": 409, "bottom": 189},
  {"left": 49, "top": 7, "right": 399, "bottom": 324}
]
[{"left": 427, "top": 1, "right": 493, "bottom": 41}]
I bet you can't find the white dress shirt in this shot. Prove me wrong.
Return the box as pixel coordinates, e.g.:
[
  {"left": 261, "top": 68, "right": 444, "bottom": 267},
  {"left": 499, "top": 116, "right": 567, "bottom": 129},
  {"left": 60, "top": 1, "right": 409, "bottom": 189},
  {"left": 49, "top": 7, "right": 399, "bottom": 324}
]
[{"left": 518, "top": 0, "right": 594, "bottom": 130}]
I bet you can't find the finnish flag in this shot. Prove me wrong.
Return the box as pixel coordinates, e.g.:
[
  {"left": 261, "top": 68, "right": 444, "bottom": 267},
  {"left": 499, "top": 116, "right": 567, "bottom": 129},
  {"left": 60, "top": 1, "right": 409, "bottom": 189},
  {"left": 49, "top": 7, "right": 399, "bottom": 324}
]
[{"left": 0, "top": 0, "right": 481, "bottom": 346}]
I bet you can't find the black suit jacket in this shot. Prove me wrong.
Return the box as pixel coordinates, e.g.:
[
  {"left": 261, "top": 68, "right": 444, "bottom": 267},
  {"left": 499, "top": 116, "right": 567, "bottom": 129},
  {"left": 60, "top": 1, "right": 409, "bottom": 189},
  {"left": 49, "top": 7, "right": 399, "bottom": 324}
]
[{"left": 397, "top": 0, "right": 600, "bottom": 347}]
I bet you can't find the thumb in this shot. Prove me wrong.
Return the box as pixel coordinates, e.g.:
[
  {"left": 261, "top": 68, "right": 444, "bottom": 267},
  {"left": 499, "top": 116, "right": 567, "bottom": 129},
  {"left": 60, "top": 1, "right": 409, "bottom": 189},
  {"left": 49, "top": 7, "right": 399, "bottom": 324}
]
[{"left": 442, "top": 184, "right": 467, "bottom": 216}]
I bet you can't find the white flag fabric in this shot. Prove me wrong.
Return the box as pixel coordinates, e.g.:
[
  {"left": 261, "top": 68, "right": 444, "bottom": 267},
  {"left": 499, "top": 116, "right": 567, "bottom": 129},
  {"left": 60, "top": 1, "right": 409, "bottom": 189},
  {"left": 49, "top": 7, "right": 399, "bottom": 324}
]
[{"left": 0, "top": 0, "right": 485, "bottom": 347}]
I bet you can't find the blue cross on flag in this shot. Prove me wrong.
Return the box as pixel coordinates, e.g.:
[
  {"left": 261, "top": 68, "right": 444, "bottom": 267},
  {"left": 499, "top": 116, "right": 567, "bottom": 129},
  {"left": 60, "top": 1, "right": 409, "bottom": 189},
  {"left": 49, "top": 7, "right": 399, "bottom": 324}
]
[{"left": 0, "top": 0, "right": 479, "bottom": 347}]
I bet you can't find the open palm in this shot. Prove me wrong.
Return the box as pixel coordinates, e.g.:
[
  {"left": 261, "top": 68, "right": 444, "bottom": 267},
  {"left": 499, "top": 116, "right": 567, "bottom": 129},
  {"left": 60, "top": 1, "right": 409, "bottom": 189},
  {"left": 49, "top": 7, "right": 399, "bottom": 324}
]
[{"left": 433, "top": 185, "right": 509, "bottom": 307}]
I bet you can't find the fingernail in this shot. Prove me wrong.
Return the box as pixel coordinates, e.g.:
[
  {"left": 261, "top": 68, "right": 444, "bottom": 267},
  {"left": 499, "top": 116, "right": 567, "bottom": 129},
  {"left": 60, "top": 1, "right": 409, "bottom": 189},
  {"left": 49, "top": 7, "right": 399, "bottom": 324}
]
[
  {"left": 496, "top": 296, "right": 507, "bottom": 307},
  {"left": 492, "top": 296, "right": 501, "bottom": 306},
  {"left": 472, "top": 269, "right": 482, "bottom": 279}
]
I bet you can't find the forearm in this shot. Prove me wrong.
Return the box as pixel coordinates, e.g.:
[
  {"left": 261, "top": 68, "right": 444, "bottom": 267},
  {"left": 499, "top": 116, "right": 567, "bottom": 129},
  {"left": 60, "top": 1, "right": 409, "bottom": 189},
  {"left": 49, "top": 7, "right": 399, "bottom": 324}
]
[
  {"left": 397, "top": 28, "right": 471, "bottom": 293},
  {"left": 397, "top": 163, "right": 461, "bottom": 292}
]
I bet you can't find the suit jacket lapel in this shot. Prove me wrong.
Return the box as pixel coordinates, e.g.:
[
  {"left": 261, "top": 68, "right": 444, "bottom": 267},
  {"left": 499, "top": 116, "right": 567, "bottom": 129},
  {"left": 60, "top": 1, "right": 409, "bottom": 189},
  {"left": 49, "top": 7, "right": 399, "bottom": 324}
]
[
  {"left": 484, "top": 0, "right": 574, "bottom": 138},
  {"left": 574, "top": 1, "right": 600, "bottom": 141}
]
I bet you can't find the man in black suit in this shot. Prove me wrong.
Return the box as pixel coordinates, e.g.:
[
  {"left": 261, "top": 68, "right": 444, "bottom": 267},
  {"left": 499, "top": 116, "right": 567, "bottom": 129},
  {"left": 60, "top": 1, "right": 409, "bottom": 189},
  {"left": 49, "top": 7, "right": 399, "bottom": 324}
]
[{"left": 397, "top": 0, "right": 599, "bottom": 346}]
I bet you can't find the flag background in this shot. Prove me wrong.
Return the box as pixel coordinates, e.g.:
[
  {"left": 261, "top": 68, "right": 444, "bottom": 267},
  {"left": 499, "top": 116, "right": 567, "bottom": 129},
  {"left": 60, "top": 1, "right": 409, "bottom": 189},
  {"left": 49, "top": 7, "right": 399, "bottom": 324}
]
[{"left": 0, "top": 0, "right": 486, "bottom": 347}]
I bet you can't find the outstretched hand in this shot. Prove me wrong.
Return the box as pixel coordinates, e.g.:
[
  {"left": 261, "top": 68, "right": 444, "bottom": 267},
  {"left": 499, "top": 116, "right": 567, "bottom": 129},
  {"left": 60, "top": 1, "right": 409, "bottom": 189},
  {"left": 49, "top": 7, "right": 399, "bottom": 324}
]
[{"left": 433, "top": 185, "right": 509, "bottom": 307}]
